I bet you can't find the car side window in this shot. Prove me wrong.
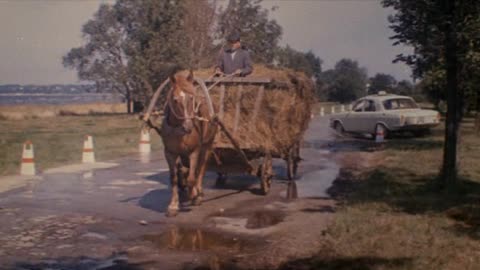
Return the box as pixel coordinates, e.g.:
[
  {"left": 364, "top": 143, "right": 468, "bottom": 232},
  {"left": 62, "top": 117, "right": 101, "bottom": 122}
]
[
  {"left": 353, "top": 100, "right": 365, "bottom": 112},
  {"left": 364, "top": 100, "right": 376, "bottom": 112}
]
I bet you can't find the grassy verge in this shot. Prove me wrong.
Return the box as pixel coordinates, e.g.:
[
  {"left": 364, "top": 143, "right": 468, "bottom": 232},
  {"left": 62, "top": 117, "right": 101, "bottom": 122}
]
[
  {"left": 0, "top": 114, "right": 163, "bottom": 176},
  {"left": 280, "top": 119, "right": 480, "bottom": 270}
]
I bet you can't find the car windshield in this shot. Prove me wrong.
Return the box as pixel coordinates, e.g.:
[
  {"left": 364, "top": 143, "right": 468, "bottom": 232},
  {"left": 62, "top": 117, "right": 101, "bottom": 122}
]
[{"left": 383, "top": 98, "right": 418, "bottom": 110}]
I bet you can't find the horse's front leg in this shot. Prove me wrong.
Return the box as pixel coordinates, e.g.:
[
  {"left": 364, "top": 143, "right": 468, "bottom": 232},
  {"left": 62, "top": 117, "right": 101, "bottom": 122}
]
[
  {"left": 187, "top": 149, "right": 200, "bottom": 204},
  {"left": 166, "top": 153, "right": 180, "bottom": 217},
  {"left": 192, "top": 148, "right": 212, "bottom": 206}
]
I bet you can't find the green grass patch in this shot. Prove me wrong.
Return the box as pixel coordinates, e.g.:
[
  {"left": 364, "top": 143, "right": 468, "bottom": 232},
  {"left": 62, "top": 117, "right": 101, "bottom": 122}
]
[
  {"left": 0, "top": 115, "right": 163, "bottom": 175},
  {"left": 290, "top": 119, "right": 480, "bottom": 270}
]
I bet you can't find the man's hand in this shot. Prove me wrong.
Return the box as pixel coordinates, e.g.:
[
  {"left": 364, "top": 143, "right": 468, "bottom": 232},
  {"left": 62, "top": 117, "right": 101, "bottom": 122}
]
[
  {"left": 233, "top": 69, "right": 242, "bottom": 76},
  {"left": 214, "top": 67, "right": 224, "bottom": 76}
]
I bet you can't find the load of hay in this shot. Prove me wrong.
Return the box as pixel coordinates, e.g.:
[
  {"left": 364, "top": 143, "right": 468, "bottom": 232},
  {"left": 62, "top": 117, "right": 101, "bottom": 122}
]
[{"left": 195, "top": 65, "right": 314, "bottom": 157}]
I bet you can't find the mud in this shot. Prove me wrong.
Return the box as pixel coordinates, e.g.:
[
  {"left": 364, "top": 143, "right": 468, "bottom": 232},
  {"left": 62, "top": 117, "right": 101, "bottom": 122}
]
[{"left": 0, "top": 116, "right": 359, "bottom": 269}]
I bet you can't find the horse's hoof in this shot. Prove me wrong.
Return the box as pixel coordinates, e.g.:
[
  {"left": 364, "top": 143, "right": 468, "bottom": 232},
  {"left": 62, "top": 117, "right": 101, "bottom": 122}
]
[
  {"left": 165, "top": 209, "right": 179, "bottom": 217},
  {"left": 192, "top": 196, "right": 203, "bottom": 206}
]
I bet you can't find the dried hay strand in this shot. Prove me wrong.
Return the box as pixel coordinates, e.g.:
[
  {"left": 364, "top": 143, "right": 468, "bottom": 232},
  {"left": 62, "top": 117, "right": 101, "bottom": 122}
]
[{"left": 196, "top": 65, "right": 314, "bottom": 157}]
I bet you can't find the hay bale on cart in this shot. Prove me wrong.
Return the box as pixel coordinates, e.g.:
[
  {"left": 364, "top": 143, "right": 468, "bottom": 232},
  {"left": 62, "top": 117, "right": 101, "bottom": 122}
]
[{"left": 196, "top": 65, "right": 315, "bottom": 190}]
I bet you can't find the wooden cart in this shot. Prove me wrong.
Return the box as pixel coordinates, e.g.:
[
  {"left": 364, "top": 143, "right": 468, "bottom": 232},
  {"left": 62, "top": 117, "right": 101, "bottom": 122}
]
[
  {"left": 143, "top": 76, "right": 302, "bottom": 195},
  {"left": 202, "top": 77, "right": 301, "bottom": 195}
]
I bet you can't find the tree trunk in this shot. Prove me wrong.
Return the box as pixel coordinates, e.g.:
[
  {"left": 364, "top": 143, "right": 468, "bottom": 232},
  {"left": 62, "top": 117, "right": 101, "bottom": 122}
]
[
  {"left": 126, "top": 91, "right": 132, "bottom": 114},
  {"left": 476, "top": 93, "right": 480, "bottom": 135},
  {"left": 440, "top": 0, "right": 460, "bottom": 188}
]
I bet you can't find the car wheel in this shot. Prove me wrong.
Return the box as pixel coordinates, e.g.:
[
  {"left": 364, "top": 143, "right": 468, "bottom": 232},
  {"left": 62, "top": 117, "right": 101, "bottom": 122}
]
[
  {"left": 374, "top": 124, "right": 388, "bottom": 140},
  {"left": 334, "top": 121, "right": 345, "bottom": 134}
]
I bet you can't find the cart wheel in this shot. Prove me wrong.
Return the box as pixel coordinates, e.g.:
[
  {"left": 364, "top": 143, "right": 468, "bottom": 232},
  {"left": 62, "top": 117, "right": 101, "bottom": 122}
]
[
  {"left": 215, "top": 172, "right": 227, "bottom": 188},
  {"left": 261, "top": 153, "right": 273, "bottom": 195}
]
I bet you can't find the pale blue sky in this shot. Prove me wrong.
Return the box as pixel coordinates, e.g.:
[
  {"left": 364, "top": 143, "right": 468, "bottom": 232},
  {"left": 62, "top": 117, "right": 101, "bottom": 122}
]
[{"left": 0, "top": 0, "right": 412, "bottom": 85}]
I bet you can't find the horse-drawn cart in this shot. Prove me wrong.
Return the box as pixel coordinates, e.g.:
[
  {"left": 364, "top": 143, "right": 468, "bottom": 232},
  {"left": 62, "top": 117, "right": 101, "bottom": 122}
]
[
  {"left": 203, "top": 77, "right": 304, "bottom": 194},
  {"left": 143, "top": 67, "right": 313, "bottom": 196}
]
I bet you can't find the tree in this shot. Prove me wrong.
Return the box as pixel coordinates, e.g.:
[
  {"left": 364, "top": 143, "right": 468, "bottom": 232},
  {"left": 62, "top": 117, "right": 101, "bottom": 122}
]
[
  {"left": 382, "top": 0, "right": 480, "bottom": 187},
  {"left": 369, "top": 73, "right": 397, "bottom": 94},
  {"left": 322, "top": 59, "right": 368, "bottom": 103},
  {"left": 63, "top": 0, "right": 217, "bottom": 111},
  {"left": 394, "top": 80, "right": 414, "bottom": 96},
  {"left": 274, "top": 46, "right": 323, "bottom": 97},
  {"left": 217, "top": 0, "right": 282, "bottom": 64},
  {"left": 63, "top": 4, "right": 134, "bottom": 112}
]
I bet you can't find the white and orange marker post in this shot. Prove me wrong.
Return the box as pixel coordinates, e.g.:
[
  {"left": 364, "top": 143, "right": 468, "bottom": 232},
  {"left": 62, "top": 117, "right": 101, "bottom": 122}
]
[
  {"left": 320, "top": 107, "right": 325, "bottom": 117},
  {"left": 20, "top": 141, "right": 36, "bottom": 176},
  {"left": 139, "top": 128, "right": 151, "bottom": 154},
  {"left": 331, "top": 106, "right": 335, "bottom": 114},
  {"left": 375, "top": 126, "right": 385, "bottom": 143},
  {"left": 82, "top": 135, "right": 95, "bottom": 163}
]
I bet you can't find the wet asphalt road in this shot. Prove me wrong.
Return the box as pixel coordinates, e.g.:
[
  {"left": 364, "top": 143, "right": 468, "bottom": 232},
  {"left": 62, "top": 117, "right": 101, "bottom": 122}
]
[{"left": 0, "top": 116, "right": 343, "bottom": 269}]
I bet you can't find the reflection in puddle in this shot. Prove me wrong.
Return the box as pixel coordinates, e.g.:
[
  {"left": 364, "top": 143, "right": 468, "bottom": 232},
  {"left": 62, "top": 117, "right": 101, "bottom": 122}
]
[
  {"left": 286, "top": 181, "right": 298, "bottom": 200},
  {"left": 82, "top": 170, "right": 94, "bottom": 179},
  {"left": 143, "top": 226, "right": 254, "bottom": 253},
  {"left": 14, "top": 254, "right": 139, "bottom": 270},
  {"left": 139, "top": 153, "right": 150, "bottom": 164}
]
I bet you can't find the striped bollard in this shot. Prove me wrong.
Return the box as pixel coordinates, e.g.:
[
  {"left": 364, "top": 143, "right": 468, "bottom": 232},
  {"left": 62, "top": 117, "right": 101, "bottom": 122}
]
[
  {"left": 82, "top": 135, "right": 95, "bottom": 163},
  {"left": 20, "top": 141, "right": 36, "bottom": 176},
  {"left": 139, "top": 128, "right": 151, "bottom": 154}
]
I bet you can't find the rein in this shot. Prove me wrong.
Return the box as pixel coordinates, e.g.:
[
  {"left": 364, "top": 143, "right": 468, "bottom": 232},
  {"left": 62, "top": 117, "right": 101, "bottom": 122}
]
[{"left": 165, "top": 86, "right": 209, "bottom": 124}]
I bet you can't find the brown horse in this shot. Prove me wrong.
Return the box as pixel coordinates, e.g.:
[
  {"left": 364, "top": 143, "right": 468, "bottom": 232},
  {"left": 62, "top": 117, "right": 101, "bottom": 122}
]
[{"left": 160, "top": 70, "right": 217, "bottom": 217}]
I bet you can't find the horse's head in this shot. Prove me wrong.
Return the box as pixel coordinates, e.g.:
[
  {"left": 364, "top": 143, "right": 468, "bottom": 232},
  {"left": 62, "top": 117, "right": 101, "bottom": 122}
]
[{"left": 168, "top": 70, "right": 197, "bottom": 134}]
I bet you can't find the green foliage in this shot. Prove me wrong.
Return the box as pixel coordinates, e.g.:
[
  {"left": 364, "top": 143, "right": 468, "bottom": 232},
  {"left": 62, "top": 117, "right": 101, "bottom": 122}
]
[
  {"left": 63, "top": 0, "right": 217, "bottom": 108},
  {"left": 321, "top": 59, "right": 368, "bottom": 103},
  {"left": 369, "top": 73, "right": 397, "bottom": 94},
  {"left": 383, "top": 0, "right": 480, "bottom": 110},
  {"left": 274, "top": 46, "right": 323, "bottom": 97}
]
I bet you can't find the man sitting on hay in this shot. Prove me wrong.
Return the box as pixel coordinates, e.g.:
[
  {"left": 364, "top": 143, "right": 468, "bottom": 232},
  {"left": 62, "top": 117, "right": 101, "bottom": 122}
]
[{"left": 215, "top": 31, "right": 253, "bottom": 77}]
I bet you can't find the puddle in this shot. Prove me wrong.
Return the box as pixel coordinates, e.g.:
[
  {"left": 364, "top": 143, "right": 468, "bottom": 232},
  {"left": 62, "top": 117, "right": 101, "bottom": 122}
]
[
  {"left": 246, "top": 210, "right": 285, "bottom": 229},
  {"left": 143, "top": 226, "right": 257, "bottom": 253},
  {"left": 281, "top": 157, "right": 339, "bottom": 199},
  {"left": 13, "top": 254, "right": 138, "bottom": 270}
]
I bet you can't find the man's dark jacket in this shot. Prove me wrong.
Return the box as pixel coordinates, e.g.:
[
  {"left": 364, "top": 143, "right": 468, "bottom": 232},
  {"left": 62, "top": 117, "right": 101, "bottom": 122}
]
[{"left": 216, "top": 48, "right": 253, "bottom": 76}]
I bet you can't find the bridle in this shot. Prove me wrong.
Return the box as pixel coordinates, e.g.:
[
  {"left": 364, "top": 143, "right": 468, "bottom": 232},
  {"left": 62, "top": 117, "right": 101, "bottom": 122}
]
[{"left": 165, "top": 84, "right": 208, "bottom": 124}]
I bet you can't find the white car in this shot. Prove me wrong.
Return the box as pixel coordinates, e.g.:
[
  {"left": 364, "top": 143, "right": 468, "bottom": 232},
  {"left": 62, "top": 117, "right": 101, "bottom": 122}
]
[{"left": 330, "top": 92, "right": 441, "bottom": 137}]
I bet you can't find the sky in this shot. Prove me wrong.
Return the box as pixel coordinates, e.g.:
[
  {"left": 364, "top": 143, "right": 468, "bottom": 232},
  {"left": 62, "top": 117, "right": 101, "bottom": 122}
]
[{"left": 0, "top": 0, "right": 413, "bottom": 85}]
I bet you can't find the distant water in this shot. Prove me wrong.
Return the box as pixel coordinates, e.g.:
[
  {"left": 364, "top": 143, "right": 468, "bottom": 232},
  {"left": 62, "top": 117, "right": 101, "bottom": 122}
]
[{"left": 0, "top": 93, "right": 124, "bottom": 105}]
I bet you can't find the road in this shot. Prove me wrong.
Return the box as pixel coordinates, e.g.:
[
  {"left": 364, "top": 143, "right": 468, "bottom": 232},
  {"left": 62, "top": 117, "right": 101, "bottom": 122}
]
[{"left": 0, "top": 116, "right": 344, "bottom": 270}]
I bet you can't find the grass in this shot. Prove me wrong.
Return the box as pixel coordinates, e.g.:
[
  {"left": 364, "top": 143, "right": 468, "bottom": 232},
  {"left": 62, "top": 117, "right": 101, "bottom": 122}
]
[
  {"left": 280, "top": 118, "right": 480, "bottom": 270},
  {"left": 0, "top": 102, "right": 127, "bottom": 120},
  {"left": 0, "top": 114, "right": 163, "bottom": 176}
]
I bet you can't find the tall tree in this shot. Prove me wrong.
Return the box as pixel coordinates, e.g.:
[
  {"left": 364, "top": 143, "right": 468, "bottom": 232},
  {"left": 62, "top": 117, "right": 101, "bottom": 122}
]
[
  {"left": 383, "top": 0, "right": 480, "bottom": 187},
  {"left": 63, "top": 4, "right": 134, "bottom": 112},
  {"left": 369, "top": 73, "right": 397, "bottom": 94},
  {"left": 63, "top": 0, "right": 217, "bottom": 111},
  {"left": 395, "top": 80, "right": 414, "bottom": 96},
  {"left": 323, "top": 59, "right": 368, "bottom": 103},
  {"left": 274, "top": 46, "right": 323, "bottom": 98},
  {"left": 217, "top": 0, "right": 282, "bottom": 63}
]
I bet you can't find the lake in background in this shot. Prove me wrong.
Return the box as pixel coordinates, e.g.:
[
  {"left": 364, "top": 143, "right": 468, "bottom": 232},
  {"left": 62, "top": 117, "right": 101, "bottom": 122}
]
[{"left": 0, "top": 93, "right": 124, "bottom": 105}]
